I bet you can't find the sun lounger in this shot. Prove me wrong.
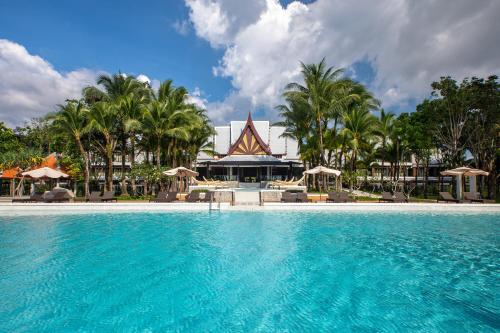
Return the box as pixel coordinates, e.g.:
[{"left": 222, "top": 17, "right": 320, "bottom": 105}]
[
  {"left": 185, "top": 192, "right": 201, "bottom": 202},
  {"left": 281, "top": 192, "right": 297, "bottom": 203},
  {"left": 296, "top": 193, "right": 310, "bottom": 203},
  {"left": 44, "top": 191, "right": 70, "bottom": 203},
  {"left": 150, "top": 191, "right": 168, "bottom": 202},
  {"left": 326, "top": 192, "right": 341, "bottom": 203},
  {"left": 464, "top": 192, "right": 494, "bottom": 204},
  {"left": 339, "top": 192, "right": 355, "bottom": 203},
  {"left": 437, "top": 192, "right": 460, "bottom": 203},
  {"left": 86, "top": 191, "right": 103, "bottom": 202},
  {"left": 393, "top": 192, "right": 408, "bottom": 203},
  {"left": 12, "top": 193, "right": 44, "bottom": 203},
  {"left": 201, "top": 192, "right": 214, "bottom": 202},
  {"left": 379, "top": 192, "right": 394, "bottom": 203},
  {"left": 101, "top": 191, "right": 117, "bottom": 202}
]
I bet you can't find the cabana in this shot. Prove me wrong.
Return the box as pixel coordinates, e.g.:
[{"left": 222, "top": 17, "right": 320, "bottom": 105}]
[
  {"left": 440, "top": 166, "right": 489, "bottom": 200},
  {"left": 303, "top": 166, "right": 342, "bottom": 199},
  {"left": 163, "top": 167, "right": 199, "bottom": 193}
]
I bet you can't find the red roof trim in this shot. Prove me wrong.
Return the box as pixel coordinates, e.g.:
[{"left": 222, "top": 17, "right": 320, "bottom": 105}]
[{"left": 228, "top": 113, "right": 271, "bottom": 155}]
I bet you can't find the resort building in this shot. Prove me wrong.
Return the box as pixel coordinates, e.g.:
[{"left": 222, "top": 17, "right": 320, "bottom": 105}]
[{"left": 196, "top": 113, "right": 303, "bottom": 184}]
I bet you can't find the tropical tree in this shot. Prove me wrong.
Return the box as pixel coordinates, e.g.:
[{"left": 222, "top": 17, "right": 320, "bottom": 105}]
[
  {"left": 53, "top": 100, "right": 91, "bottom": 198},
  {"left": 375, "top": 109, "right": 395, "bottom": 184},
  {"left": 87, "top": 102, "right": 117, "bottom": 191}
]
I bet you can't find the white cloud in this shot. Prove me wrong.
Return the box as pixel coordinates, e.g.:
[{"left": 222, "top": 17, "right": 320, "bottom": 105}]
[
  {"left": 171, "top": 19, "right": 191, "bottom": 36},
  {"left": 136, "top": 74, "right": 151, "bottom": 84},
  {"left": 186, "top": 0, "right": 500, "bottom": 119},
  {"left": 187, "top": 87, "right": 208, "bottom": 109},
  {"left": 0, "top": 39, "right": 100, "bottom": 127}
]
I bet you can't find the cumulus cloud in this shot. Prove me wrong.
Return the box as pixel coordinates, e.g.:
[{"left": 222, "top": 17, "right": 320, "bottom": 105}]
[
  {"left": 185, "top": 0, "right": 500, "bottom": 121},
  {"left": 0, "top": 39, "right": 100, "bottom": 127},
  {"left": 171, "top": 19, "right": 191, "bottom": 36},
  {"left": 186, "top": 87, "right": 208, "bottom": 109}
]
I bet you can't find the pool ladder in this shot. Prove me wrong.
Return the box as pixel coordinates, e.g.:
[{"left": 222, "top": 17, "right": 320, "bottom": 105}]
[{"left": 208, "top": 193, "right": 221, "bottom": 211}]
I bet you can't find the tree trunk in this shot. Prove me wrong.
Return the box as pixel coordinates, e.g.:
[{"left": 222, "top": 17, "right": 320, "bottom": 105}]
[
  {"left": 120, "top": 135, "right": 128, "bottom": 195},
  {"left": 156, "top": 138, "right": 161, "bottom": 169},
  {"left": 423, "top": 160, "right": 429, "bottom": 198},
  {"left": 76, "top": 137, "right": 90, "bottom": 199},
  {"left": 105, "top": 136, "right": 113, "bottom": 192},
  {"left": 130, "top": 135, "right": 137, "bottom": 196}
]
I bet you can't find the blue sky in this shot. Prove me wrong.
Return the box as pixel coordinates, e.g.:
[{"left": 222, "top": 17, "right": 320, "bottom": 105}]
[
  {"left": 0, "top": 0, "right": 232, "bottom": 101},
  {"left": 0, "top": 0, "right": 498, "bottom": 126}
]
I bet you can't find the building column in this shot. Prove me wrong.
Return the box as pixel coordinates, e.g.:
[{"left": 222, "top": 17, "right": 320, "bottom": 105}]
[{"left": 267, "top": 166, "right": 271, "bottom": 180}]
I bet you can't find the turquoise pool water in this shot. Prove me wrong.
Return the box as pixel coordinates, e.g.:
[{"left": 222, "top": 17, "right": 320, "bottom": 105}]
[{"left": 0, "top": 211, "right": 498, "bottom": 332}]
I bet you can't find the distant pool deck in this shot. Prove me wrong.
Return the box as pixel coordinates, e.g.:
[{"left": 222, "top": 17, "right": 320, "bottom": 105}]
[{"left": 0, "top": 202, "right": 498, "bottom": 216}]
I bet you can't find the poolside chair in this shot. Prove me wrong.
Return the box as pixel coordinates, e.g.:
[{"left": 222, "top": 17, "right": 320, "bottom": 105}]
[
  {"left": 463, "top": 192, "right": 494, "bottom": 204},
  {"left": 201, "top": 192, "right": 214, "bottom": 202},
  {"left": 185, "top": 192, "right": 201, "bottom": 202},
  {"left": 393, "top": 192, "right": 408, "bottom": 203},
  {"left": 86, "top": 191, "right": 103, "bottom": 202},
  {"left": 296, "top": 192, "right": 310, "bottom": 203},
  {"left": 437, "top": 192, "right": 460, "bottom": 203},
  {"left": 12, "top": 193, "right": 44, "bottom": 203},
  {"left": 44, "top": 191, "right": 70, "bottom": 203},
  {"left": 281, "top": 192, "right": 297, "bottom": 203},
  {"left": 339, "top": 192, "right": 355, "bottom": 203},
  {"left": 101, "top": 191, "right": 117, "bottom": 202},
  {"left": 150, "top": 191, "right": 168, "bottom": 202},
  {"left": 379, "top": 192, "right": 394, "bottom": 203},
  {"left": 326, "top": 192, "right": 341, "bottom": 203}
]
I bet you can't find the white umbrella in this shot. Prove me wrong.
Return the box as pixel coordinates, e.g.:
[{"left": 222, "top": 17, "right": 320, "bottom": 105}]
[
  {"left": 441, "top": 166, "right": 489, "bottom": 199},
  {"left": 303, "top": 166, "right": 342, "bottom": 177},
  {"left": 303, "top": 166, "right": 342, "bottom": 199},
  {"left": 163, "top": 167, "right": 199, "bottom": 192},
  {"left": 21, "top": 167, "right": 68, "bottom": 179},
  {"left": 163, "top": 167, "right": 199, "bottom": 177}
]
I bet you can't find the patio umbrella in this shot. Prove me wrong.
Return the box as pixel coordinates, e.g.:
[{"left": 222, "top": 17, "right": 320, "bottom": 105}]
[
  {"left": 441, "top": 167, "right": 489, "bottom": 199},
  {"left": 163, "top": 167, "right": 199, "bottom": 192},
  {"left": 21, "top": 167, "right": 69, "bottom": 194},
  {"left": 303, "top": 166, "right": 342, "bottom": 199}
]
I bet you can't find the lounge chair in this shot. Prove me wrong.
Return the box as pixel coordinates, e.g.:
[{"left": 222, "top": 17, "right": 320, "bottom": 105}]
[
  {"left": 152, "top": 191, "right": 177, "bottom": 203},
  {"left": 464, "top": 192, "right": 494, "bottom": 204},
  {"left": 185, "top": 192, "right": 201, "bottom": 202},
  {"left": 326, "top": 192, "right": 342, "bottom": 203},
  {"left": 393, "top": 192, "right": 408, "bottom": 203},
  {"left": 150, "top": 191, "right": 168, "bottom": 202},
  {"left": 86, "top": 191, "right": 103, "bottom": 202},
  {"left": 437, "top": 192, "right": 460, "bottom": 203},
  {"left": 281, "top": 192, "right": 297, "bottom": 203},
  {"left": 44, "top": 191, "right": 70, "bottom": 203},
  {"left": 339, "top": 192, "right": 355, "bottom": 203},
  {"left": 379, "top": 192, "right": 394, "bottom": 203},
  {"left": 12, "top": 193, "right": 44, "bottom": 203},
  {"left": 296, "top": 193, "right": 310, "bottom": 203},
  {"left": 201, "top": 192, "right": 214, "bottom": 202},
  {"left": 101, "top": 191, "right": 117, "bottom": 202}
]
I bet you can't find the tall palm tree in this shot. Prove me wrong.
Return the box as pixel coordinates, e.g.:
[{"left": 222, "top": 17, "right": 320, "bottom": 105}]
[
  {"left": 375, "top": 109, "right": 395, "bottom": 184},
  {"left": 83, "top": 73, "right": 147, "bottom": 194},
  {"left": 341, "top": 106, "right": 377, "bottom": 172},
  {"left": 284, "top": 59, "right": 344, "bottom": 164},
  {"left": 87, "top": 102, "right": 117, "bottom": 191},
  {"left": 54, "top": 100, "right": 91, "bottom": 198},
  {"left": 120, "top": 94, "right": 147, "bottom": 195}
]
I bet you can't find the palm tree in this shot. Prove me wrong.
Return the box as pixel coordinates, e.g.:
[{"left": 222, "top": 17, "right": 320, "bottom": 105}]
[
  {"left": 54, "top": 100, "right": 91, "bottom": 198},
  {"left": 284, "top": 59, "right": 345, "bottom": 164},
  {"left": 87, "top": 102, "right": 117, "bottom": 191},
  {"left": 375, "top": 109, "right": 395, "bottom": 184},
  {"left": 83, "top": 73, "right": 147, "bottom": 194},
  {"left": 341, "top": 106, "right": 377, "bottom": 172},
  {"left": 119, "top": 94, "right": 147, "bottom": 195}
]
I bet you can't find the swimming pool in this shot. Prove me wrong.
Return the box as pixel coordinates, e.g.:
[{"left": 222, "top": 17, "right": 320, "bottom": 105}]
[{"left": 0, "top": 211, "right": 498, "bottom": 331}]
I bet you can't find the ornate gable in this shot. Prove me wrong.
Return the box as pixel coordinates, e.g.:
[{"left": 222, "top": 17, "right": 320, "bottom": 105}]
[{"left": 228, "top": 113, "right": 271, "bottom": 155}]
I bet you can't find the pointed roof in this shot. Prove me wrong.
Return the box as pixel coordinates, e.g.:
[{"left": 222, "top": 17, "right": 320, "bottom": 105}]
[{"left": 228, "top": 113, "right": 271, "bottom": 155}]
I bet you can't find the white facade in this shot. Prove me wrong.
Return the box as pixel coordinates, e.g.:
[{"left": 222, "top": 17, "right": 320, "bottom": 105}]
[{"left": 197, "top": 120, "right": 300, "bottom": 162}]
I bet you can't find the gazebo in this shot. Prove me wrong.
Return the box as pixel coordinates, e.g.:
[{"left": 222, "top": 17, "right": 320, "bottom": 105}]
[
  {"left": 163, "top": 167, "right": 199, "bottom": 193},
  {"left": 303, "top": 166, "right": 342, "bottom": 198},
  {"left": 440, "top": 166, "right": 489, "bottom": 199}
]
